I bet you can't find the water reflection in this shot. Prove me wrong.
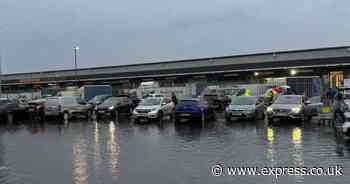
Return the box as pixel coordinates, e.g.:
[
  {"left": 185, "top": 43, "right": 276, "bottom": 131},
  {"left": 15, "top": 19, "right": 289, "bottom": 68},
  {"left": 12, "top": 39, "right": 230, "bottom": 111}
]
[
  {"left": 93, "top": 122, "right": 101, "bottom": 169},
  {"left": 107, "top": 121, "right": 120, "bottom": 176},
  {"left": 291, "top": 127, "right": 304, "bottom": 182},
  {"left": 266, "top": 127, "right": 276, "bottom": 168},
  {"left": 72, "top": 131, "right": 88, "bottom": 184}
]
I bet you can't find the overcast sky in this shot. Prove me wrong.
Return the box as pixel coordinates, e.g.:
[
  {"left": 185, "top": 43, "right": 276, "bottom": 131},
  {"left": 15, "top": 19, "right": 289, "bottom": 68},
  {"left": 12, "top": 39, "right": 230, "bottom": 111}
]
[{"left": 1, "top": 0, "right": 350, "bottom": 74}]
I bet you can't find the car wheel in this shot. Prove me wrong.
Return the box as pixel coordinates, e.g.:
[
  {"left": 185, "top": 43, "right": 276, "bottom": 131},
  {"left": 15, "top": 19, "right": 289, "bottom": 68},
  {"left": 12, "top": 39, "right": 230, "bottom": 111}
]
[
  {"left": 345, "top": 130, "right": 350, "bottom": 137},
  {"left": 267, "top": 117, "right": 274, "bottom": 125},
  {"left": 174, "top": 116, "right": 180, "bottom": 124},
  {"left": 307, "top": 116, "right": 312, "bottom": 121}
]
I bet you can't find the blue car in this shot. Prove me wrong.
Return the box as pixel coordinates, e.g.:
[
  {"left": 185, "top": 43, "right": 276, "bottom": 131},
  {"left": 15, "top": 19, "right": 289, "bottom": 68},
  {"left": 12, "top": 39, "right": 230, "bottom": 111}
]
[{"left": 175, "top": 99, "right": 215, "bottom": 123}]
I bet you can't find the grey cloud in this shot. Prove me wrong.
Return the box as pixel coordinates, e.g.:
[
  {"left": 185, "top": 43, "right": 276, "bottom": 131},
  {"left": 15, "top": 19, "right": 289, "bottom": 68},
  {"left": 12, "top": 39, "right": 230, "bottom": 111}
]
[{"left": 1, "top": 0, "right": 350, "bottom": 73}]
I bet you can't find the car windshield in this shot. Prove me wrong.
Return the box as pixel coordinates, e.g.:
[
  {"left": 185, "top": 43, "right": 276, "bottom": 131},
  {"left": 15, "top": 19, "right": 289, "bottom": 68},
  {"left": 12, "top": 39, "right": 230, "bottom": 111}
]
[
  {"left": 275, "top": 95, "right": 301, "bottom": 104},
  {"left": 102, "top": 97, "right": 122, "bottom": 106},
  {"left": 230, "top": 96, "right": 257, "bottom": 105},
  {"left": 139, "top": 98, "right": 161, "bottom": 106},
  {"left": 89, "top": 95, "right": 109, "bottom": 103},
  {"left": 62, "top": 97, "right": 78, "bottom": 105}
]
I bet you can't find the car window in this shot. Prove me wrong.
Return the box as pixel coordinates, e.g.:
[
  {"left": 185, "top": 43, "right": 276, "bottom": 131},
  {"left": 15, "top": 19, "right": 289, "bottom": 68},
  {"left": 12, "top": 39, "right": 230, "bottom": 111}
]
[
  {"left": 230, "top": 96, "right": 258, "bottom": 105},
  {"left": 140, "top": 98, "right": 162, "bottom": 106},
  {"left": 275, "top": 95, "right": 302, "bottom": 104},
  {"left": 62, "top": 97, "right": 77, "bottom": 105}
]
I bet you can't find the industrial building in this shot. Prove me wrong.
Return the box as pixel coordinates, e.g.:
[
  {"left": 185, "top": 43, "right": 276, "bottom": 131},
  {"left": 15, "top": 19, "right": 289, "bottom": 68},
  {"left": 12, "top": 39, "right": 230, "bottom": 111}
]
[{"left": 2, "top": 45, "right": 350, "bottom": 97}]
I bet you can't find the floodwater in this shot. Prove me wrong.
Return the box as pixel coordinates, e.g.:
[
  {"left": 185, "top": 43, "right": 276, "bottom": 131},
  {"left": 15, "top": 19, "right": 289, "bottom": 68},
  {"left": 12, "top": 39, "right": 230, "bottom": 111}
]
[{"left": 0, "top": 115, "right": 349, "bottom": 184}]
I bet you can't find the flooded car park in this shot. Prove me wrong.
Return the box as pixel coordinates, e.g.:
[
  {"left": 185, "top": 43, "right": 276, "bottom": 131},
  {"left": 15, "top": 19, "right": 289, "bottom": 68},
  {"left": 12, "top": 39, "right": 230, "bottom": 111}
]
[{"left": 0, "top": 113, "right": 349, "bottom": 184}]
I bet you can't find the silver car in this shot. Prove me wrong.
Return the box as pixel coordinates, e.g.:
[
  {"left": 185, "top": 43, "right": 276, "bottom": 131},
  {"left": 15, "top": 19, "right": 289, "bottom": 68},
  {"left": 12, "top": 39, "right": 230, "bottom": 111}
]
[
  {"left": 266, "top": 95, "right": 308, "bottom": 123},
  {"left": 224, "top": 96, "right": 265, "bottom": 121},
  {"left": 133, "top": 97, "right": 174, "bottom": 122},
  {"left": 44, "top": 96, "right": 90, "bottom": 120}
]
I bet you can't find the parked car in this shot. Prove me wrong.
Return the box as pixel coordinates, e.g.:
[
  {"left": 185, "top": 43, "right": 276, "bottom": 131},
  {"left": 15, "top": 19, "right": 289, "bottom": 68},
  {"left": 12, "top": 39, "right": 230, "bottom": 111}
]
[
  {"left": 44, "top": 96, "right": 90, "bottom": 120},
  {"left": 202, "top": 92, "right": 230, "bottom": 111},
  {"left": 133, "top": 97, "right": 174, "bottom": 122},
  {"left": 224, "top": 96, "right": 265, "bottom": 121},
  {"left": 94, "top": 96, "right": 133, "bottom": 119},
  {"left": 266, "top": 95, "right": 309, "bottom": 123},
  {"left": 304, "top": 96, "right": 323, "bottom": 119},
  {"left": 174, "top": 98, "right": 215, "bottom": 123},
  {"left": 0, "top": 98, "right": 20, "bottom": 121},
  {"left": 26, "top": 98, "right": 46, "bottom": 120}
]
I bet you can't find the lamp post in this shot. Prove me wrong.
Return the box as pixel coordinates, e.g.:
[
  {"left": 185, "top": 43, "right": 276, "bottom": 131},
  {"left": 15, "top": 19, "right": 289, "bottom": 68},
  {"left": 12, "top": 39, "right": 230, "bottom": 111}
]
[{"left": 73, "top": 46, "right": 79, "bottom": 86}]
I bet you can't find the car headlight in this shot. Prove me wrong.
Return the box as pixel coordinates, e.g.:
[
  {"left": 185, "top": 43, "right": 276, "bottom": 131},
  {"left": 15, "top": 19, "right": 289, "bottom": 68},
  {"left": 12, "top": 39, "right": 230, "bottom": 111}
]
[
  {"left": 150, "top": 108, "right": 158, "bottom": 112},
  {"left": 292, "top": 107, "right": 301, "bottom": 113},
  {"left": 267, "top": 107, "right": 273, "bottom": 112},
  {"left": 109, "top": 106, "right": 115, "bottom": 110}
]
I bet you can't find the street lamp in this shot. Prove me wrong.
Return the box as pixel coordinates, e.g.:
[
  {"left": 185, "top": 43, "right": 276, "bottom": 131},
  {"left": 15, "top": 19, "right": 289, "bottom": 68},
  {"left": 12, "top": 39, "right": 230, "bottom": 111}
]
[
  {"left": 290, "top": 69, "right": 297, "bottom": 76},
  {"left": 73, "top": 46, "right": 79, "bottom": 86}
]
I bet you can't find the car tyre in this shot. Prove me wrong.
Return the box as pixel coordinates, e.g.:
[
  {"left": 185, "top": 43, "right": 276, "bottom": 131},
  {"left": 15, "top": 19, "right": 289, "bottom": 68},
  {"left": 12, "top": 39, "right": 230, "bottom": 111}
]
[{"left": 267, "top": 117, "right": 274, "bottom": 125}]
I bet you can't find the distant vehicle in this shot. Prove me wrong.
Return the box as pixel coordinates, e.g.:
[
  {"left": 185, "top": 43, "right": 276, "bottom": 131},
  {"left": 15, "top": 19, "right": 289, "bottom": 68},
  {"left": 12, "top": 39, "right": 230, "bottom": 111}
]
[
  {"left": 224, "top": 96, "right": 265, "bottom": 121},
  {"left": 202, "top": 89, "right": 231, "bottom": 111},
  {"left": 304, "top": 96, "right": 323, "bottom": 119},
  {"left": 174, "top": 98, "right": 215, "bottom": 123},
  {"left": 78, "top": 85, "right": 112, "bottom": 102},
  {"left": 0, "top": 98, "right": 20, "bottom": 121},
  {"left": 266, "top": 95, "right": 309, "bottom": 123},
  {"left": 133, "top": 97, "right": 174, "bottom": 122},
  {"left": 26, "top": 98, "right": 46, "bottom": 120},
  {"left": 44, "top": 96, "right": 90, "bottom": 120},
  {"left": 94, "top": 96, "right": 133, "bottom": 119}
]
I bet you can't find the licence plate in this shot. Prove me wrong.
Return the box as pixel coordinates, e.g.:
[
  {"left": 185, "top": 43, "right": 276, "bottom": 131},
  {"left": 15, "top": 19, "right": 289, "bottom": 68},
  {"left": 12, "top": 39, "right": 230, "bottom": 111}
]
[
  {"left": 275, "top": 113, "right": 287, "bottom": 117},
  {"left": 99, "top": 110, "right": 105, "bottom": 113},
  {"left": 231, "top": 112, "right": 242, "bottom": 116},
  {"left": 180, "top": 113, "right": 191, "bottom": 117}
]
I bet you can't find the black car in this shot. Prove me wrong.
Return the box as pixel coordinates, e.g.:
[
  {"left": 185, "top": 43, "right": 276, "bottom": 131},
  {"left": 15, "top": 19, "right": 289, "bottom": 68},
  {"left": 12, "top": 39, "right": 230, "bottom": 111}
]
[
  {"left": 0, "top": 98, "right": 20, "bottom": 122},
  {"left": 94, "top": 97, "right": 133, "bottom": 119}
]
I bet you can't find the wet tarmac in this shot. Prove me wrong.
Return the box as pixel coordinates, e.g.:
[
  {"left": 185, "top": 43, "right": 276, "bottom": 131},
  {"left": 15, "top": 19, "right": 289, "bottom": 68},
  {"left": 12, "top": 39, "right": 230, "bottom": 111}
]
[{"left": 0, "top": 114, "right": 349, "bottom": 184}]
